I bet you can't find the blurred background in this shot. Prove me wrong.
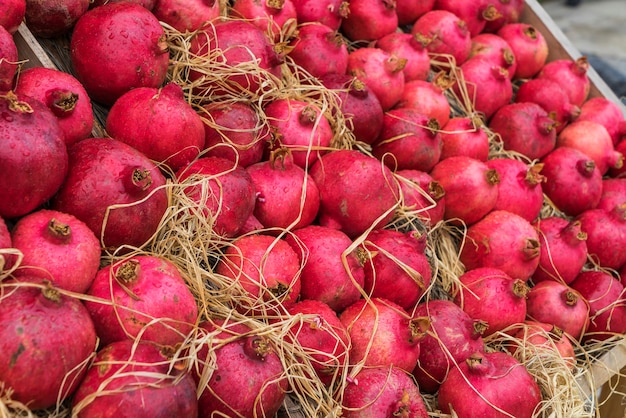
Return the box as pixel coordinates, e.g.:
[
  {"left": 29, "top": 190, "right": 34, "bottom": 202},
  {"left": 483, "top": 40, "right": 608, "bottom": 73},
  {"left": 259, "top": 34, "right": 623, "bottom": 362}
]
[{"left": 541, "top": 0, "right": 626, "bottom": 100}]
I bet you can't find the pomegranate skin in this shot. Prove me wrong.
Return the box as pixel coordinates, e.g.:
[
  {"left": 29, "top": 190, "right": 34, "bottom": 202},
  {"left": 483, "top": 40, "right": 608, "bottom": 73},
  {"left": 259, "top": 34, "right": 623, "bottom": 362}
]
[
  {"left": 0, "top": 285, "right": 98, "bottom": 410},
  {"left": 576, "top": 205, "right": 626, "bottom": 271},
  {"left": 292, "top": 0, "right": 348, "bottom": 30},
  {"left": 571, "top": 270, "right": 626, "bottom": 341},
  {"left": 469, "top": 33, "right": 518, "bottom": 79},
  {"left": 395, "top": 78, "right": 452, "bottom": 128},
  {"left": 497, "top": 22, "right": 548, "bottom": 80},
  {"left": 439, "top": 116, "right": 490, "bottom": 162},
  {"left": 483, "top": 0, "right": 524, "bottom": 33},
  {"left": 460, "top": 210, "right": 541, "bottom": 281},
  {"left": 70, "top": 2, "right": 169, "bottom": 105},
  {"left": 0, "top": 0, "right": 26, "bottom": 34},
  {"left": 396, "top": 169, "right": 446, "bottom": 226},
  {"left": 72, "top": 340, "right": 198, "bottom": 418},
  {"left": 0, "top": 92, "right": 68, "bottom": 220},
  {"left": 508, "top": 321, "right": 576, "bottom": 369},
  {"left": 435, "top": 0, "right": 501, "bottom": 37},
  {"left": 455, "top": 58, "right": 513, "bottom": 120},
  {"left": 25, "top": 0, "right": 90, "bottom": 38},
  {"left": 438, "top": 351, "right": 542, "bottom": 418},
  {"left": 52, "top": 138, "right": 168, "bottom": 250},
  {"left": 375, "top": 32, "right": 431, "bottom": 82},
  {"left": 152, "top": 0, "right": 220, "bottom": 32},
  {"left": 411, "top": 9, "right": 472, "bottom": 66},
  {"left": 578, "top": 97, "right": 626, "bottom": 145},
  {"left": 85, "top": 255, "right": 199, "bottom": 347},
  {"left": 0, "top": 25, "right": 18, "bottom": 90},
  {"left": 11, "top": 209, "right": 101, "bottom": 293},
  {"left": 285, "top": 225, "right": 365, "bottom": 312},
  {"left": 14, "top": 66, "right": 95, "bottom": 146},
  {"left": 341, "top": 366, "right": 430, "bottom": 418},
  {"left": 532, "top": 217, "right": 588, "bottom": 285},
  {"left": 536, "top": 57, "right": 591, "bottom": 107},
  {"left": 340, "top": 0, "right": 398, "bottom": 42},
  {"left": 287, "top": 23, "right": 349, "bottom": 79},
  {"left": 230, "top": 0, "right": 297, "bottom": 41}
]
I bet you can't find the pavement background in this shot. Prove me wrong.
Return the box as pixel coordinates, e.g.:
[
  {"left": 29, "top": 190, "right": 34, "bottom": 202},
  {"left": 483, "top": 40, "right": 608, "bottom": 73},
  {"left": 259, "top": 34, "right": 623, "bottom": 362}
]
[{"left": 540, "top": 0, "right": 626, "bottom": 100}]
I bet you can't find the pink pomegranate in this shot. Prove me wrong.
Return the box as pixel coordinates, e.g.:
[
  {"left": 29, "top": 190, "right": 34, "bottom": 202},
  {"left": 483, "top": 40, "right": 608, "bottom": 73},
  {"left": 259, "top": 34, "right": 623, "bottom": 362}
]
[
  {"left": 485, "top": 158, "right": 545, "bottom": 222},
  {"left": 85, "top": 255, "right": 199, "bottom": 346},
  {"left": 286, "top": 299, "right": 350, "bottom": 386},
  {"left": 151, "top": 0, "right": 220, "bottom": 32},
  {"left": 341, "top": 366, "right": 430, "bottom": 417},
  {"left": 412, "top": 299, "right": 486, "bottom": 394},
  {"left": 597, "top": 178, "right": 626, "bottom": 213},
  {"left": 488, "top": 101, "right": 557, "bottom": 160},
  {"left": 246, "top": 149, "right": 321, "bottom": 230},
  {"left": 346, "top": 47, "right": 406, "bottom": 111},
  {"left": 411, "top": 9, "right": 472, "bottom": 66},
  {"left": 201, "top": 101, "right": 268, "bottom": 168},
  {"left": 70, "top": 2, "right": 169, "bottom": 105},
  {"left": 460, "top": 210, "right": 541, "bottom": 281},
  {"left": 361, "top": 229, "right": 432, "bottom": 311},
  {"left": 14, "top": 67, "right": 94, "bottom": 146},
  {"left": 0, "top": 285, "right": 97, "bottom": 410},
  {"left": 429, "top": 156, "right": 500, "bottom": 226},
  {"left": 375, "top": 31, "right": 431, "bottom": 82},
  {"left": 483, "top": 0, "right": 525, "bottom": 33},
  {"left": 10, "top": 209, "right": 101, "bottom": 293},
  {"left": 540, "top": 146, "right": 603, "bottom": 216},
  {"left": 395, "top": 78, "right": 452, "bottom": 128},
  {"left": 309, "top": 149, "right": 400, "bottom": 238},
  {"left": 288, "top": 23, "right": 349, "bottom": 78},
  {"left": 536, "top": 57, "right": 591, "bottom": 107},
  {"left": 292, "top": 0, "right": 348, "bottom": 30},
  {"left": 195, "top": 320, "right": 287, "bottom": 417},
  {"left": 571, "top": 270, "right": 626, "bottom": 341},
  {"left": 339, "top": 297, "right": 427, "bottom": 372},
  {"left": 508, "top": 321, "right": 576, "bottom": 368},
  {"left": 395, "top": 0, "right": 435, "bottom": 26},
  {"left": 72, "top": 340, "right": 198, "bottom": 417},
  {"left": 176, "top": 156, "right": 257, "bottom": 238},
  {"left": 576, "top": 205, "right": 626, "bottom": 270},
  {"left": 515, "top": 77, "right": 581, "bottom": 133},
  {"left": 396, "top": 169, "right": 446, "bottom": 226},
  {"left": 437, "top": 351, "right": 542, "bottom": 418},
  {"left": 340, "top": 0, "right": 398, "bottom": 42},
  {"left": 0, "top": 25, "right": 18, "bottom": 91},
  {"left": 435, "top": 0, "right": 502, "bottom": 36},
  {"left": 526, "top": 280, "right": 589, "bottom": 340},
  {"left": 532, "top": 217, "right": 588, "bottom": 285},
  {"left": 578, "top": 97, "right": 626, "bottom": 145},
  {"left": 52, "top": 138, "right": 168, "bottom": 250},
  {"left": 284, "top": 225, "right": 365, "bottom": 312},
  {"left": 0, "top": 91, "right": 68, "bottom": 220},
  {"left": 230, "top": 0, "right": 297, "bottom": 41},
  {"left": 0, "top": 0, "right": 26, "bottom": 33},
  {"left": 455, "top": 57, "right": 513, "bottom": 120},
  {"left": 216, "top": 234, "right": 302, "bottom": 314},
  {"left": 320, "top": 73, "right": 384, "bottom": 145},
  {"left": 497, "top": 22, "right": 548, "bottom": 80},
  {"left": 439, "top": 116, "right": 490, "bottom": 161},
  {"left": 556, "top": 119, "right": 623, "bottom": 175},
  {"left": 264, "top": 98, "right": 334, "bottom": 168},
  {"left": 453, "top": 267, "right": 530, "bottom": 336},
  {"left": 372, "top": 108, "right": 443, "bottom": 172},
  {"left": 106, "top": 82, "right": 205, "bottom": 171},
  {"left": 24, "top": 0, "right": 90, "bottom": 38},
  {"left": 468, "top": 32, "right": 517, "bottom": 79}
]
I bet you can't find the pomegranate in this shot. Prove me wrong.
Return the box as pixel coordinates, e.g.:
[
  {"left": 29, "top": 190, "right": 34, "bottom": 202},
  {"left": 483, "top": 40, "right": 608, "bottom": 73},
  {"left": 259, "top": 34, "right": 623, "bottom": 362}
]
[
  {"left": 24, "top": 0, "right": 89, "bottom": 38},
  {"left": 340, "top": 0, "right": 398, "bottom": 42},
  {"left": 52, "top": 138, "right": 168, "bottom": 250},
  {"left": 246, "top": 149, "right": 321, "bottom": 230},
  {"left": 70, "top": 2, "right": 169, "bottom": 105},
  {"left": 485, "top": 158, "right": 545, "bottom": 222},
  {"left": 372, "top": 108, "right": 443, "bottom": 172},
  {"left": 540, "top": 146, "right": 603, "bottom": 217},
  {"left": 346, "top": 47, "right": 406, "bottom": 111},
  {"left": 525, "top": 281, "right": 589, "bottom": 340},
  {"left": 284, "top": 225, "right": 365, "bottom": 312},
  {"left": 14, "top": 67, "right": 94, "bottom": 146},
  {"left": 216, "top": 234, "right": 302, "bottom": 314},
  {"left": 411, "top": 9, "right": 472, "bottom": 66},
  {"left": 597, "top": 178, "right": 626, "bottom": 213},
  {"left": 429, "top": 155, "right": 500, "bottom": 226},
  {"left": 571, "top": 270, "right": 626, "bottom": 341},
  {"left": 395, "top": 78, "right": 452, "bottom": 128},
  {"left": 375, "top": 32, "right": 431, "bottom": 82},
  {"left": 488, "top": 101, "right": 557, "bottom": 160},
  {"left": 230, "top": 0, "right": 297, "bottom": 41},
  {"left": 439, "top": 116, "right": 490, "bottom": 162},
  {"left": 412, "top": 299, "right": 486, "bottom": 394},
  {"left": 151, "top": 0, "right": 220, "bottom": 32},
  {"left": 497, "top": 22, "right": 548, "bottom": 80},
  {"left": 576, "top": 205, "right": 626, "bottom": 270},
  {"left": 309, "top": 149, "right": 400, "bottom": 238},
  {"left": 339, "top": 297, "right": 427, "bottom": 372},
  {"left": 341, "top": 366, "right": 429, "bottom": 417},
  {"left": 85, "top": 255, "right": 199, "bottom": 346},
  {"left": 508, "top": 321, "right": 576, "bottom": 369},
  {"left": 361, "top": 229, "right": 432, "bottom": 311},
  {"left": 468, "top": 32, "right": 517, "bottom": 79},
  {"left": 288, "top": 23, "right": 349, "bottom": 78},
  {"left": 578, "top": 97, "right": 626, "bottom": 145},
  {"left": 292, "top": 0, "right": 348, "bottom": 30},
  {"left": 437, "top": 351, "right": 542, "bottom": 418},
  {"left": 72, "top": 340, "right": 198, "bottom": 417},
  {"left": 453, "top": 267, "right": 530, "bottom": 336},
  {"left": 0, "top": 25, "right": 18, "bottom": 91},
  {"left": 0, "top": 0, "right": 26, "bottom": 33},
  {"left": 396, "top": 169, "right": 446, "bottom": 226},
  {"left": 483, "top": 0, "right": 524, "bottom": 33},
  {"left": 532, "top": 217, "right": 588, "bottom": 285},
  {"left": 10, "top": 209, "right": 101, "bottom": 293},
  {"left": 0, "top": 91, "right": 68, "bottom": 220},
  {"left": 536, "top": 57, "right": 591, "bottom": 107},
  {"left": 176, "top": 156, "right": 257, "bottom": 238},
  {"left": 0, "top": 285, "right": 97, "bottom": 410},
  {"left": 460, "top": 210, "right": 541, "bottom": 281},
  {"left": 395, "top": 0, "right": 435, "bottom": 26},
  {"left": 435, "top": 0, "right": 502, "bottom": 36}
]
